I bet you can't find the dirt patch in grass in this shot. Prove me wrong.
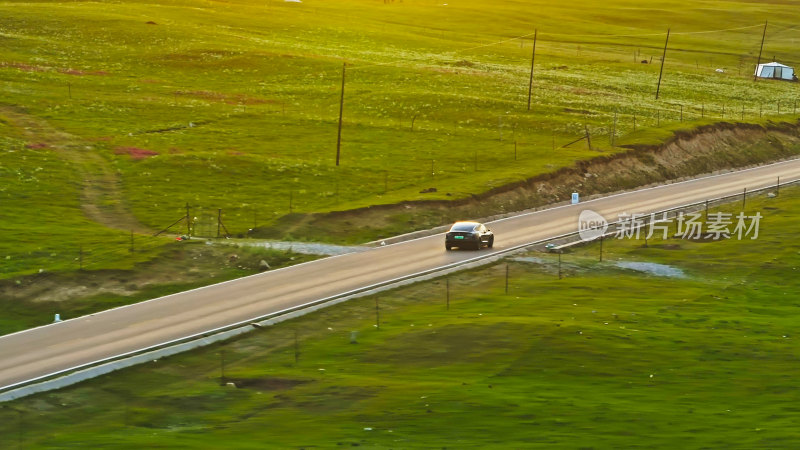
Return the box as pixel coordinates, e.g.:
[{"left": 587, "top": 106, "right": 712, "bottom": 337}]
[
  {"left": 1, "top": 106, "right": 153, "bottom": 233},
  {"left": 0, "top": 62, "right": 47, "bottom": 72},
  {"left": 114, "top": 146, "right": 159, "bottom": 159},
  {"left": 252, "top": 120, "right": 800, "bottom": 244},
  {"left": 58, "top": 68, "right": 109, "bottom": 76},
  {"left": 0, "top": 62, "right": 108, "bottom": 75}
]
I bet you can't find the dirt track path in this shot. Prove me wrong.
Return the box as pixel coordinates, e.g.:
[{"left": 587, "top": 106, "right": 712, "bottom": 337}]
[{"left": 1, "top": 105, "right": 152, "bottom": 234}]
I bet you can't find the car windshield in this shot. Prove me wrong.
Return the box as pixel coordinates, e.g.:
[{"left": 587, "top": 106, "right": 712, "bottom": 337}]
[{"left": 450, "top": 223, "right": 477, "bottom": 232}]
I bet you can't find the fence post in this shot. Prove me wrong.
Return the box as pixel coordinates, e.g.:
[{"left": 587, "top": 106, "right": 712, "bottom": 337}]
[
  {"left": 446, "top": 278, "right": 450, "bottom": 310},
  {"left": 599, "top": 235, "right": 604, "bottom": 262},
  {"left": 294, "top": 329, "right": 299, "bottom": 363},
  {"left": 217, "top": 208, "right": 222, "bottom": 238},
  {"left": 185, "top": 202, "right": 191, "bottom": 236},
  {"left": 558, "top": 251, "right": 562, "bottom": 279},
  {"left": 375, "top": 298, "right": 380, "bottom": 329},
  {"left": 505, "top": 263, "right": 509, "bottom": 294},
  {"left": 742, "top": 187, "right": 747, "bottom": 210},
  {"left": 220, "top": 349, "right": 226, "bottom": 385}
]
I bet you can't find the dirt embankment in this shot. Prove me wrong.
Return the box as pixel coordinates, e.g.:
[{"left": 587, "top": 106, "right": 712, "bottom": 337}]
[{"left": 255, "top": 120, "right": 800, "bottom": 243}]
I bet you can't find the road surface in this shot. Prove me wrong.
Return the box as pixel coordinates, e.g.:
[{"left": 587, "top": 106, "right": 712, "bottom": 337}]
[{"left": 1, "top": 159, "right": 799, "bottom": 390}]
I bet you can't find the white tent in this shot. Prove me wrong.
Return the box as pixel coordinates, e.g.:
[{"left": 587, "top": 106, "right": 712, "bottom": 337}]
[{"left": 754, "top": 62, "right": 796, "bottom": 81}]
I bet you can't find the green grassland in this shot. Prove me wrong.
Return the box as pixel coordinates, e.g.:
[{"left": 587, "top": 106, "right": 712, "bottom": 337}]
[
  {"left": 1, "top": 186, "right": 798, "bottom": 447},
  {"left": 3, "top": 0, "right": 800, "bottom": 279},
  {"left": 0, "top": 133, "right": 174, "bottom": 278}
]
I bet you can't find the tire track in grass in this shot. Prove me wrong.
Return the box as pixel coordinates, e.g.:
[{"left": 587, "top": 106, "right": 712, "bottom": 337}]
[{"left": 0, "top": 105, "right": 152, "bottom": 234}]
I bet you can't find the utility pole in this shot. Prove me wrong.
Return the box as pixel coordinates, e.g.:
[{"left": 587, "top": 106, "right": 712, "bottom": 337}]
[
  {"left": 655, "top": 28, "right": 670, "bottom": 99},
  {"left": 336, "top": 62, "right": 346, "bottom": 166},
  {"left": 584, "top": 124, "right": 592, "bottom": 150},
  {"left": 527, "top": 29, "right": 537, "bottom": 111},
  {"left": 754, "top": 20, "right": 768, "bottom": 82}
]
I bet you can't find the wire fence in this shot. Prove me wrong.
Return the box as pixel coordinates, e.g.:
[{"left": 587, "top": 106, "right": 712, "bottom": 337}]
[
  {"left": 2, "top": 233, "right": 171, "bottom": 281},
  {"left": 3, "top": 175, "right": 796, "bottom": 403}
]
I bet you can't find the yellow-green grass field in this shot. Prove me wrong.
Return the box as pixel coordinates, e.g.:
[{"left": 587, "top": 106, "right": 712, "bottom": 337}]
[{"left": 2, "top": 0, "right": 800, "bottom": 277}]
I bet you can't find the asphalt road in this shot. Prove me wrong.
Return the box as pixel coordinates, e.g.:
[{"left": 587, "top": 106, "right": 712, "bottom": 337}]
[{"left": 1, "top": 159, "right": 799, "bottom": 389}]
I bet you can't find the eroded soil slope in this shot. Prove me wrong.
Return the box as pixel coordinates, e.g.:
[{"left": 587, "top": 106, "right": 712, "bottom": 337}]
[{"left": 254, "top": 120, "right": 800, "bottom": 243}]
